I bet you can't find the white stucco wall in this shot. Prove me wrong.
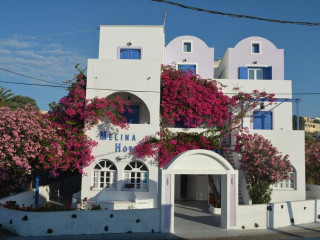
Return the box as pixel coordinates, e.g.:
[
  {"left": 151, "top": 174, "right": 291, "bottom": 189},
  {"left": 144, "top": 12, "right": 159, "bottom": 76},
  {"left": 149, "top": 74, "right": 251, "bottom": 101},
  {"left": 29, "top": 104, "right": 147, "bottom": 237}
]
[
  {"left": 0, "top": 207, "right": 160, "bottom": 236},
  {"left": 98, "top": 25, "right": 164, "bottom": 61},
  {"left": 238, "top": 200, "right": 320, "bottom": 230},
  {"left": 221, "top": 79, "right": 293, "bottom": 130}
]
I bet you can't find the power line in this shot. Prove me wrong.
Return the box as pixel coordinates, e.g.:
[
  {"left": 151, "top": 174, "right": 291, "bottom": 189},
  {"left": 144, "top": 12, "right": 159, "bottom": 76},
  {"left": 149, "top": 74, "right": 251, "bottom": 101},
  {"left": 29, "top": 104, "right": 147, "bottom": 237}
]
[
  {"left": 1, "top": 79, "right": 320, "bottom": 96},
  {"left": 152, "top": 0, "right": 320, "bottom": 26},
  {"left": 0, "top": 67, "right": 67, "bottom": 86},
  {"left": 22, "top": 28, "right": 99, "bottom": 39}
]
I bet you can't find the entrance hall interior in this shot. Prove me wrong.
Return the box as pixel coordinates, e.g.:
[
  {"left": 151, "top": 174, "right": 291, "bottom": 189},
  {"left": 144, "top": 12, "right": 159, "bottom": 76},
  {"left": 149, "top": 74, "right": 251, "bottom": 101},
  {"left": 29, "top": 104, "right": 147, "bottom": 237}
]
[{"left": 174, "top": 174, "right": 222, "bottom": 232}]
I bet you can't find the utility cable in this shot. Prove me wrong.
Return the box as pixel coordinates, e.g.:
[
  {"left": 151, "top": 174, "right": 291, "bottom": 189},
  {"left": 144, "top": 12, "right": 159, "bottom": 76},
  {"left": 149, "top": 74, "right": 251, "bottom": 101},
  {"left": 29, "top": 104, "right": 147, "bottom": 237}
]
[
  {"left": 22, "top": 28, "right": 99, "bottom": 39},
  {"left": 0, "top": 67, "right": 67, "bottom": 86},
  {"left": 152, "top": 0, "right": 320, "bottom": 26},
  {"left": 0, "top": 79, "right": 320, "bottom": 96}
]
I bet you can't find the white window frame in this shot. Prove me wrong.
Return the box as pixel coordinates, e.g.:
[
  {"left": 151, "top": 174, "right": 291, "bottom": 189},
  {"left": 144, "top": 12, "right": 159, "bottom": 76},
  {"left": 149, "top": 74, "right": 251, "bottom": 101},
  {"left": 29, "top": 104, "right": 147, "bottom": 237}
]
[
  {"left": 123, "top": 161, "right": 148, "bottom": 191},
  {"left": 176, "top": 62, "right": 198, "bottom": 74},
  {"left": 251, "top": 41, "right": 262, "bottom": 54},
  {"left": 182, "top": 40, "right": 193, "bottom": 53},
  {"left": 273, "top": 169, "right": 296, "bottom": 190},
  {"left": 92, "top": 160, "right": 117, "bottom": 190}
]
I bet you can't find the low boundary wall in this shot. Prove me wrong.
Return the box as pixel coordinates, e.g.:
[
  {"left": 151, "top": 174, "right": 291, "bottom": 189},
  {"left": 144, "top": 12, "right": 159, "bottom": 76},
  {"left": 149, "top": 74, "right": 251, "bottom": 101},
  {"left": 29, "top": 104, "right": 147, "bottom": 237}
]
[
  {"left": 238, "top": 200, "right": 320, "bottom": 229},
  {"left": 0, "top": 207, "right": 160, "bottom": 236}
]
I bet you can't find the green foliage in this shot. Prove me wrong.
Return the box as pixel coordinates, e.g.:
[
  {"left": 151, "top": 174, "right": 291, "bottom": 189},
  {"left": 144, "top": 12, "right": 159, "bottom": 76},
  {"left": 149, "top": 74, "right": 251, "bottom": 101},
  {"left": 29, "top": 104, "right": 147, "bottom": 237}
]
[
  {"left": 0, "top": 86, "right": 14, "bottom": 107},
  {"left": 6, "top": 95, "right": 38, "bottom": 109},
  {"left": 292, "top": 115, "right": 305, "bottom": 130},
  {"left": 248, "top": 181, "right": 272, "bottom": 204}
]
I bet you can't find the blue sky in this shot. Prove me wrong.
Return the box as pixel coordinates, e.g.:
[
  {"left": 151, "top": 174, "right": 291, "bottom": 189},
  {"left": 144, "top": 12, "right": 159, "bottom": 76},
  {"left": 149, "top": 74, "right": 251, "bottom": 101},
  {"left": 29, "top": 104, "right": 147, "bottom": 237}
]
[{"left": 0, "top": 0, "right": 319, "bottom": 117}]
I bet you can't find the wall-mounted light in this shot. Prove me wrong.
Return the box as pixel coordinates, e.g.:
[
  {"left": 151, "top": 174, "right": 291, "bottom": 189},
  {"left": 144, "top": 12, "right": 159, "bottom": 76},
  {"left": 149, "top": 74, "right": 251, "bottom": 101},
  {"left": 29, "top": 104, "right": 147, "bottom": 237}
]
[
  {"left": 116, "top": 156, "right": 123, "bottom": 161},
  {"left": 127, "top": 95, "right": 131, "bottom": 100},
  {"left": 182, "top": 58, "right": 187, "bottom": 62},
  {"left": 253, "top": 61, "right": 258, "bottom": 64},
  {"left": 127, "top": 41, "right": 132, "bottom": 47},
  {"left": 260, "top": 102, "right": 265, "bottom": 109}
]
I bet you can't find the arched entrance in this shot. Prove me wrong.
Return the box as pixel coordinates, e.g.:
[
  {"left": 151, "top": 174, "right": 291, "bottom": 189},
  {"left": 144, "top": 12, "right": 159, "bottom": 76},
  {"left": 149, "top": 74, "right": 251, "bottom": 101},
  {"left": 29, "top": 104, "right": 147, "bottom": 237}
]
[{"left": 160, "top": 149, "right": 238, "bottom": 233}]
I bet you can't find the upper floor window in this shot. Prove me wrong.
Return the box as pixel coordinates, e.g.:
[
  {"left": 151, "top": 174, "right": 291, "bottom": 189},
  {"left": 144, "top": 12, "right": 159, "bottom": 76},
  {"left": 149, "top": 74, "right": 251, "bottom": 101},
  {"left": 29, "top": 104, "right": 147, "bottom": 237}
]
[
  {"left": 183, "top": 41, "right": 192, "bottom": 53},
  {"left": 178, "top": 64, "right": 197, "bottom": 75},
  {"left": 239, "top": 66, "right": 272, "bottom": 80},
  {"left": 120, "top": 48, "right": 141, "bottom": 59},
  {"left": 251, "top": 42, "right": 261, "bottom": 54},
  {"left": 121, "top": 105, "right": 140, "bottom": 124},
  {"left": 123, "top": 161, "right": 148, "bottom": 191},
  {"left": 253, "top": 110, "right": 273, "bottom": 130},
  {"left": 93, "top": 160, "right": 117, "bottom": 189}
]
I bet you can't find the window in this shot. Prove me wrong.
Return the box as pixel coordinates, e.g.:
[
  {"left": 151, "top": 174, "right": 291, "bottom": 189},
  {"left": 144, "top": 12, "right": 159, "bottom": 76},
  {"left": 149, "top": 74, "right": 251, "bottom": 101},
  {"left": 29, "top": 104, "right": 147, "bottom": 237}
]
[
  {"left": 251, "top": 43, "right": 261, "bottom": 53},
  {"left": 121, "top": 105, "right": 140, "bottom": 124},
  {"left": 239, "top": 67, "right": 272, "bottom": 80},
  {"left": 178, "top": 64, "right": 197, "bottom": 75},
  {"left": 183, "top": 42, "right": 192, "bottom": 53},
  {"left": 120, "top": 48, "right": 141, "bottom": 59},
  {"left": 248, "top": 68, "right": 263, "bottom": 80},
  {"left": 123, "top": 161, "right": 148, "bottom": 191},
  {"left": 93, "top": 160, "right": 117, "bottom": 189},
  {"left": 253, "top": 111, "right": 273, "bottom": 130},
  {"left": 273, "top": 168, "right": 296, "bottom": 189}
]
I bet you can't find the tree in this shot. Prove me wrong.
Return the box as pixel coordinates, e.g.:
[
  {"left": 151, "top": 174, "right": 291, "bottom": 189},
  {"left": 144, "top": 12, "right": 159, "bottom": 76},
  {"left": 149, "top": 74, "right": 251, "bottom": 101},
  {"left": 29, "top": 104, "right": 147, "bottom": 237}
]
[
  {"left": 305, "top": 142, "right": 320, "bottom": 184},
  {"left": 0, "top": 106, "right": 63, "bottom": 197},
  {"left": 0, "top": 86, "right": 14, "bottom": 107},
  {"left": 235, "top": 132, "right": 291, "bottom": 203},
  {"left": 6, "top": 95, "right": 38, "bottom": 110},
  {"left": 313, "top": 119, "right": 320, "bottom": 124},
  {"left": 292, "top": 115, "right": 305, "bottom": 130}
]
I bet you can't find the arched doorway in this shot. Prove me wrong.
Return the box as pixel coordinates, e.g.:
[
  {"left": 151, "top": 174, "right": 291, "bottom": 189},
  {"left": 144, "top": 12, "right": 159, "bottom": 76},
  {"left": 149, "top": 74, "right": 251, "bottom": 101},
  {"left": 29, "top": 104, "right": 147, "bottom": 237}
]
[{"left": 160, "top": 149, "right": 238, "bottom": 233}]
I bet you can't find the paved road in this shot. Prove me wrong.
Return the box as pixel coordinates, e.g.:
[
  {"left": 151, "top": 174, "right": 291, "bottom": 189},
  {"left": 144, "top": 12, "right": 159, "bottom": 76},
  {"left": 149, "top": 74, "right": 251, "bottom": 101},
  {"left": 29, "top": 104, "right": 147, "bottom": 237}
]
[{"left": 1, "top": 223, "right": 320, "bottom": 240}]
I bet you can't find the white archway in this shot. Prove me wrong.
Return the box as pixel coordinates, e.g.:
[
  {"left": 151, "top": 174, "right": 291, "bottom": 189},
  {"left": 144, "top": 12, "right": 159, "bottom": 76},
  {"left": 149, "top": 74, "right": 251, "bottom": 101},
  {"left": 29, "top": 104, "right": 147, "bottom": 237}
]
[{"left": 160, "top": 149, "right": 238, "bottom": 232}]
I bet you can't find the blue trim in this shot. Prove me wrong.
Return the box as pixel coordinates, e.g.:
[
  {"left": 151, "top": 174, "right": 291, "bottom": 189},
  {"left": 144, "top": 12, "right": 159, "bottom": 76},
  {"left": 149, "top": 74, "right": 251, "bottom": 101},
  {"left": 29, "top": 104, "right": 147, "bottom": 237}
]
[
  {"left": 120, "top": 49, "right": 141, "bottom": 59},
  {"left": 239, "top": 67, "right": 248, "bottom": 79},
  {"left": 35, "top": 172, "right": 40, "bottom": 206}
]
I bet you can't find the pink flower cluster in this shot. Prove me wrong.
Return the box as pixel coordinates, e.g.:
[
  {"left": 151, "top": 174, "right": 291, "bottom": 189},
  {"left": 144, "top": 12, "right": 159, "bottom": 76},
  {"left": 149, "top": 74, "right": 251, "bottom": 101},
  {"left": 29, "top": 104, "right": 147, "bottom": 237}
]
[
  {"left": 305, "top": 142, "right": 320, "bottom": 184},
  {"left": 161, "top": 66, "right": 232, "bottom": 128},
  {"left": 235, "top": 132, "right": 291, "bottom": 184},
  {"left": 0, "top": 105, "right": 63, "bottom": 196}
]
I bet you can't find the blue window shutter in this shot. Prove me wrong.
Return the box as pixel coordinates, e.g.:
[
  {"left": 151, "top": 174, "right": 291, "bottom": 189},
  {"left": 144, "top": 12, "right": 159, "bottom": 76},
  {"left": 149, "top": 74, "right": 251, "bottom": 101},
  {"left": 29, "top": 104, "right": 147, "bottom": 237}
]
[
  {"left": 120, "top": 49, "right": 141, "bottom": 59},
  {"left": 253, "top": 111, "right": 263, "bottom": 129},
  {"left": 239, "top": 67, "right": 248, "bottom": 79},
  {"left": 253, "top": 111, "right": 273, "bottom": 130},
  {"left": 264, "top": 67, "right": 272, "bottom": 80},
  {"left": 131, "top": 49, "right": 141, "bottom": 59},
  {"left": 263, "top": 112, "right": 273, "bottom": 129},
  {"left": 178, "top": 64, "right": 196, "bottom": 74},
  {"left": 121, "top": 105, "right": 140, "bottom": 124}
]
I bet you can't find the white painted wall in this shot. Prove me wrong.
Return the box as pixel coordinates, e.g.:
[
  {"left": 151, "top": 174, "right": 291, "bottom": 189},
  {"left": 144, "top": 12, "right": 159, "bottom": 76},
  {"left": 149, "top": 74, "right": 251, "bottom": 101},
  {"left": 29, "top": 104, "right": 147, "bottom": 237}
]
[
  {"left": 0, "top": 207, "right": 160, "bottom": 236},
  {"left": 0, "top": 186, "right": 50, "bottom": 207},
  {"left": 99, "top": 25, "right": 164, "bottom": 61},
  {"left": 238, "top": 200, "right": 320, "bottom": 230},
  {"left": 221, "top": 79, "right": 293, "bottom": 130}
]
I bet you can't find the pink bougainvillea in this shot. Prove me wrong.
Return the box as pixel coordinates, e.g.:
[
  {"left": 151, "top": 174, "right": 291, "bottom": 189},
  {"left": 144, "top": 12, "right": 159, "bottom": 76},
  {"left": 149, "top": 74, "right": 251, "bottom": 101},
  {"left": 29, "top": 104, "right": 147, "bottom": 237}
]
[
  {"left": 47, "top": 70, "right": 131, "bottom": 175},
  {"left": 134, "top": 66, "right": 276, "bottom": 169},
  {"left": 235, "top": 132, "right": 291, "bottom": 203}
]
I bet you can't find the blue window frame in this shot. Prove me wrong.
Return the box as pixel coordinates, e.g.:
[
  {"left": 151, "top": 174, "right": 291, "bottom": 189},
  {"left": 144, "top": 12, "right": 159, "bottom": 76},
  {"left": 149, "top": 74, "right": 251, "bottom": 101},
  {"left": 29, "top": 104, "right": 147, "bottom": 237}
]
[
  {"left": 121, "top": 105, "right": 140, "bottom": 124},
  {"left": 120, "top": 49, "right": 141, "bottom": 59},
  {"left": 239, "top": 67, "right": 272, "bottom": 80},
  {"left": 178, "top": 64, "right": 196, "bottom": 75},
  {"left": 253, "top": 111, "right": 273, "bottom": 130}
]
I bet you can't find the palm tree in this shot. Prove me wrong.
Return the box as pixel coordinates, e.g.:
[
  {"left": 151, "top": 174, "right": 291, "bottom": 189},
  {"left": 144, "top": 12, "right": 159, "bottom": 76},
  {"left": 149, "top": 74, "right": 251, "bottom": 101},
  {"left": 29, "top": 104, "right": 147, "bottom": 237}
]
[{"left": 0, "top": 86, "right": 14, "bottom": 107}]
